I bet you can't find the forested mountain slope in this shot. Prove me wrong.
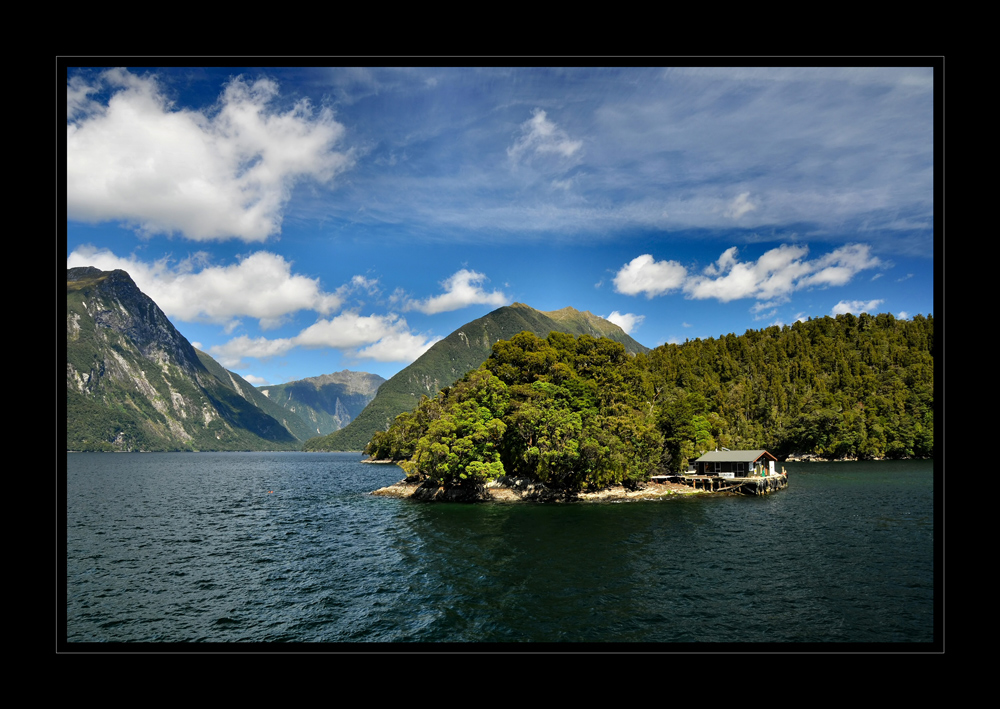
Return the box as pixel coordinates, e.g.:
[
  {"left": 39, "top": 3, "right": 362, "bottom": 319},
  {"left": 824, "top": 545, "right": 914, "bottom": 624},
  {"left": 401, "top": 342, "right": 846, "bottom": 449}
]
[{"left": 642, "top": 312, "right": 934, "bottom": 461}]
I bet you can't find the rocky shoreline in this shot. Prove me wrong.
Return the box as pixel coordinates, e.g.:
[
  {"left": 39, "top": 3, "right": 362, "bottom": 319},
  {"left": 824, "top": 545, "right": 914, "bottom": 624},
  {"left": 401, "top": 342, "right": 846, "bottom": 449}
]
[{"left": 371, "top": 475, "right": 712, "bottom": 503}]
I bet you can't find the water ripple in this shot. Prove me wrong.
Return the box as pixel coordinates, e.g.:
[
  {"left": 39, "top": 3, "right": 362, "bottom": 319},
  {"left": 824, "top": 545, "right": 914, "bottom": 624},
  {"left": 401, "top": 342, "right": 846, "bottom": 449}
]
[{"left": 67, "top": 454, "right": 934, "bottom": 644}]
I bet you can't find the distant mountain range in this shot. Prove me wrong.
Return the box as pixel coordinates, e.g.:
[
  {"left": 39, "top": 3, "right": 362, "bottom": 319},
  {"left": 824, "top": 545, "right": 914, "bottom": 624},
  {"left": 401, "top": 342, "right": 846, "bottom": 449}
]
[
  {"left": 66, "top": 267, "right": 381, "bottom": 451},
  {"left": 256, "top": 371, "right": 384, "bottom": 439},
  {"left": 303, "top": 302, "right": 649, "bottom": 451}
]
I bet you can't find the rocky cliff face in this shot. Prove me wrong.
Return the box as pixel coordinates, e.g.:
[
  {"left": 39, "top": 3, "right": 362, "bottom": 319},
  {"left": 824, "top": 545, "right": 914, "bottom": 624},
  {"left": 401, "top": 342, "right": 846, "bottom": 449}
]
[{"left": 66, "top": 267, "right": 298, "bottom": 451}]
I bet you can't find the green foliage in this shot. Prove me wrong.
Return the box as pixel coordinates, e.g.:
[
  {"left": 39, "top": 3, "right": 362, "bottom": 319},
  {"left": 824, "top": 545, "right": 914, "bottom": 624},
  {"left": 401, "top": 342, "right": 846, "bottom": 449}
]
[
  {"left": 644, "top": 314, "right": 935, "bottom": 461},
  {"left": 377, "top": 331, "right": 662, "bottom": 492},
  {"left": 370, "top": 313, "right": 934, "bottom": 491},
  {"left": 398, "top": 369, "right": 509, "bottom": 487}
]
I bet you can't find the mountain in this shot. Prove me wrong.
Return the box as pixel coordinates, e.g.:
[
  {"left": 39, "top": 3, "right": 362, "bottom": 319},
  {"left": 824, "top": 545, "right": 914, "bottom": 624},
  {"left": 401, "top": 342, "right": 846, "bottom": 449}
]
[
  {"left": 66, "top": 267, "right": 299, "bottom": 451},
  {"left": 256, "top": 371, "right": 385, "bottom": 438},
  {"left": 302, "top": 302, "right": 649, "bottom": 451}
]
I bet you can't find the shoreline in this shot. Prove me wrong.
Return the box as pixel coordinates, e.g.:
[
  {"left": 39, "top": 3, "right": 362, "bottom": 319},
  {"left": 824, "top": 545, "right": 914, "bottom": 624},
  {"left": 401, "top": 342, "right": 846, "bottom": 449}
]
[{"left": 371, "top": 477, "right": 714, "bottom": 503}]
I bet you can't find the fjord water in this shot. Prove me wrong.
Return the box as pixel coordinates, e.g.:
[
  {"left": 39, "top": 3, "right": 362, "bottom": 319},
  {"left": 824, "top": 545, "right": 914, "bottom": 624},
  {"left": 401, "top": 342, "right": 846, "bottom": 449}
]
[{"left": 66, "top": 453, "right": 934, "bottom": 644}]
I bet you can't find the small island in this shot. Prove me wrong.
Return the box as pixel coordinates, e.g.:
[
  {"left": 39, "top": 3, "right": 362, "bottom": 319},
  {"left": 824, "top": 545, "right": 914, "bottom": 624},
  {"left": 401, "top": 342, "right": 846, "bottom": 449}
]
[
  {"left": 363, "top": 331, "right": 807, "bottom": 502},
  {"left": 372, "top": 452, "right": 788, "bottom": 503}
]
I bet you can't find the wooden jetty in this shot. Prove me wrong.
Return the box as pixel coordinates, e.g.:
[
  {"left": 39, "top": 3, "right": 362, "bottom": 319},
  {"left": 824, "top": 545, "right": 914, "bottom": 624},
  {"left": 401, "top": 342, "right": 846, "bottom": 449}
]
[{"left": 652, "top": 469, "right": 788, "bottom": 495}]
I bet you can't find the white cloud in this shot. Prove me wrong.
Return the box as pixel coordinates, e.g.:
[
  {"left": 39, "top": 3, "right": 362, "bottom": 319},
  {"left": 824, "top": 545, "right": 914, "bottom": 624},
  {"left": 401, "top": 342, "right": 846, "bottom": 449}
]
[
  {"left": 295, "top": 312, "right": 409, "bottom": 349},
  {"left": 67, "top": 69, "right": 353, "bottom": 242},
  {"left": 295, "top": 311, "right": 441, "bottom": 364},
  {"left": 603, "top": 311, "right": 645, "bottom": 335},
  {"left": 208, "top": 335, "right": 297, "bottom": 368},
  {"left": 831, "top": 299, "right": 884, "bottom": 316},
  {"left": 68, "top": 246, "right": 343, "bottom": 328},
  {"left": 355, "top": 331, "right": 443, "bottom": 363},
  {"left": 897, "top": 311, "right": 910, "bottom": 320},
  {"left": 724, "top": 192, "right": 757, "bottom": 219},
  {"left": 799, "top": 244, "right": 883, "bottom": 289},
  {"left": 405, "top": 269, "right": 509, "bottom": 315},
  {"left": 614, "top": 244, "right": 883, "bottom": 305},
  {"left": 507, "top": 109, "right": 583, "bottom": 167},
  {"left": 612, "top": 254, "right": 688, "bottom": 298},
  {"left": 685, "top": 244, "right": 814, "bottom": 303},
  {"left": 209, "top": 311, "right": 440, "bottom": 368}
]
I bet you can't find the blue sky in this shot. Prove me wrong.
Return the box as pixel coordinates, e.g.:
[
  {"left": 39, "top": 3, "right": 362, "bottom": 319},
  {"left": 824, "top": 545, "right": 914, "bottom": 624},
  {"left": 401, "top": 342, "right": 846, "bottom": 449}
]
[{"left": 65, "top": 65, "right": 936, "bottom": 385}]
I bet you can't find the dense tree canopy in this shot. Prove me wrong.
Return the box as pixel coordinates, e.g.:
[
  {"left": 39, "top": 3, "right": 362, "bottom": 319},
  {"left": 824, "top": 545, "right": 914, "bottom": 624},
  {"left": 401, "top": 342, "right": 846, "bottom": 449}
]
[{"left": 366, "top": 314, "right": 934, "bottom": 490}]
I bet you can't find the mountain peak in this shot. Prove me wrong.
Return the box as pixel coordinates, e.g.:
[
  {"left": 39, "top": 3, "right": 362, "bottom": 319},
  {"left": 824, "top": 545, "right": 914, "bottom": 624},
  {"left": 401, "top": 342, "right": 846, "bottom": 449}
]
[{"left": 67, "top": 267, "right": 299, "bottom": 451}]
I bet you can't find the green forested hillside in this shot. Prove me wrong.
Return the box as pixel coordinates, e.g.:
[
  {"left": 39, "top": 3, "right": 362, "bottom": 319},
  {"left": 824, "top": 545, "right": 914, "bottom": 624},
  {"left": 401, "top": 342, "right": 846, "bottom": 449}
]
[
  {"left": 643, "top": 312, "right": 934, "bottom": 461},
  {"left": 367, "top": 313, "right": 934, "bottom": 491}
]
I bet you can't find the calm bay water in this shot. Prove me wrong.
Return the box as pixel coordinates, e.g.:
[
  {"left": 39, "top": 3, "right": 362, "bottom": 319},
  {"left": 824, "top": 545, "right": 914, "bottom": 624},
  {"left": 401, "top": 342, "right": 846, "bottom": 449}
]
[{"left": 65, "top": 453, "right": 935, "bottom": 645}]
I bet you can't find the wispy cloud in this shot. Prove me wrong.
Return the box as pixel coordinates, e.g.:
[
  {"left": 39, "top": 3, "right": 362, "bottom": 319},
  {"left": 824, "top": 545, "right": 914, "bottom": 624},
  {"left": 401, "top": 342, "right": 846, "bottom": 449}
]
[
  {"left": 67, "top": 69, "right": 354, "bottom": 241},
  {"left": 507, "top": 108, "right": 583, "bottom": 169},
  {"left": 723, "top": 192, "right": 757, "bottom": 219}
]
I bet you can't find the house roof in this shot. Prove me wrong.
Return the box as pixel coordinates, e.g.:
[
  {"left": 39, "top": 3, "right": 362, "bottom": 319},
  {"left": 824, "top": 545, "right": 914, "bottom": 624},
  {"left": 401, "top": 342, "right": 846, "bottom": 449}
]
[{"left": 694, "top": 449, "right": 776, "bottom": 463}]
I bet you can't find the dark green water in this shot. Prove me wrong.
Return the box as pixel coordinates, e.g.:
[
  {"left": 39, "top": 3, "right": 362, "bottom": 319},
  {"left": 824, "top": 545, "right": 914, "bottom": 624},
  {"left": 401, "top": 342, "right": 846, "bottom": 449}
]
[{"left": 65, "top": 453, "right": 935, "bottom": 645}]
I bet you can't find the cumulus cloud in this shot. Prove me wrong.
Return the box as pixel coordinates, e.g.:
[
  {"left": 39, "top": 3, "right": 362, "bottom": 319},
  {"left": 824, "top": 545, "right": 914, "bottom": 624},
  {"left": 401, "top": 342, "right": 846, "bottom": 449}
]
[
  {"left": 831, "top": 299, "right": 884, "bottom": 316},
  {"left": 355, "top": 331, "right": 443, "bottom": 362},
  {"left": 67, "top": 69, "right": 353, "bottom": 241},
  {"left": 295, "top": 312, "right": 410, "bottom": 349},
  {"left": 685, "top": 244, "right": 815, "bottom": 302},
  {"left": 798, "top": 244, "right": 884, "bottom": 289},
  {"left": 208, "top": 312, "right": 439, "bottom": 368},
  {"left": 603, "top": 311, "right": 645, "bottom": 335},
  {"left": 612, "top": 254, "right": 688, "bottom": 298},
  {"left": 507, "top": 109, "right": 583, "bottom": 168},
  {"left": 404, "top": 269, "right": 509, "bottom": 315},
  {"left": 68, "top": 246, "right": 344, "bottom": 328},
  {"left": 614, "top": 244, "right": 882, "bottom": 304}
]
